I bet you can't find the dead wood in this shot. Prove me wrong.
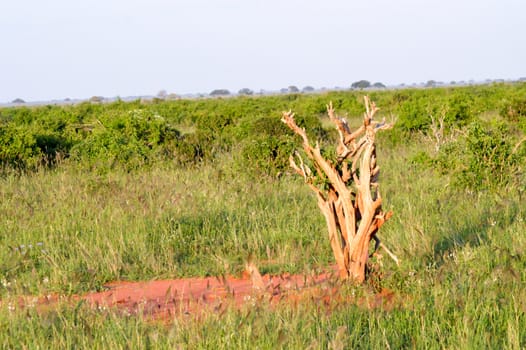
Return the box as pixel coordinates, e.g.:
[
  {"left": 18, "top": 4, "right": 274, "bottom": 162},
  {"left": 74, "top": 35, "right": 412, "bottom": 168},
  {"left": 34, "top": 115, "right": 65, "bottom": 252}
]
[{"left": 281, "top": 96, "right": 396, "bottom": 283}]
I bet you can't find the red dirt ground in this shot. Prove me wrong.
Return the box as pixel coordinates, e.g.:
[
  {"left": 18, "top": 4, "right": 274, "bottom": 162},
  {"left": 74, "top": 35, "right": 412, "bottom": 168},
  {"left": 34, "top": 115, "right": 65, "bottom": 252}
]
[{"left": 19, "top": 266, "right": 396, "bottom": 320}]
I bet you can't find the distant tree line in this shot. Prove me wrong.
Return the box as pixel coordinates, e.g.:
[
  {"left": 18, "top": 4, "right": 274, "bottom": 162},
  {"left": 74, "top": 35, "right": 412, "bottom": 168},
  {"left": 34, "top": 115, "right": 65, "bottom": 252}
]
[
  {"left": 351, "top": 80, "right": 386, "bottom": 89},
  {"left": 210, "top": 89, "right": 231, "bottom": 96}
]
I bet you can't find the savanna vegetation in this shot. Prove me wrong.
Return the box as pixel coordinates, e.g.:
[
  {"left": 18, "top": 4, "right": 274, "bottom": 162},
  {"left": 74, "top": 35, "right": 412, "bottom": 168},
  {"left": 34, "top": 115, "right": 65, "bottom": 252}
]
[{"left": 1, "top": 82, "right": 525, "bottom": 348}]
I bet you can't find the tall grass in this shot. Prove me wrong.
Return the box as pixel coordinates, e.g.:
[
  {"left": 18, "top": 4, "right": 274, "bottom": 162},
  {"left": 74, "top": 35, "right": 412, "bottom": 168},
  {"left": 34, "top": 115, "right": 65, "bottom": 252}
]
[
  {"left": 1, "top": 115, "right": 525, "bottom": 348},
  {"left": 0, "top": 158, "right": 332, "bottom": 297}
]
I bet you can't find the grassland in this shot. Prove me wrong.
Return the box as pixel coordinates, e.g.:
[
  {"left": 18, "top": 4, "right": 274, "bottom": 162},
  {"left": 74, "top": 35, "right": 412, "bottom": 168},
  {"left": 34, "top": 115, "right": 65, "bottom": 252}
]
[{"left": 1, "top": 84, "right": 525, "bottom": 348}]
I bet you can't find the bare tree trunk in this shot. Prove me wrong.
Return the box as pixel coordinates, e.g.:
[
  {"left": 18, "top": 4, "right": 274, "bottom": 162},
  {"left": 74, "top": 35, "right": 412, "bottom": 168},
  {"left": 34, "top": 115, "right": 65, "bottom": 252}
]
[{"left": 281, "top": 96, "right": 395, "bottom": 283}]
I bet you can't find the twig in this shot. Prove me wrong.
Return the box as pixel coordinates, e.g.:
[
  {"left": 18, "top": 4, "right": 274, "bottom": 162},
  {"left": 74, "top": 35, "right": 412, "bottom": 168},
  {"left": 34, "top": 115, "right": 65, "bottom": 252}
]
[
  {"left": 372, "top": 236, "right": 400, "bottom": 266},
  {"left": 380, "top": 242, "right": 400, "bottom": 266}
]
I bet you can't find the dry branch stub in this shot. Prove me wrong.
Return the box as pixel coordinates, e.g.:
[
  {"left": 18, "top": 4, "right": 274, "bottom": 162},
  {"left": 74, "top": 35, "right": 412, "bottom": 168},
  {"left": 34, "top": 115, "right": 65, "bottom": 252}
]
[{"left": 281, "top": 96, "right": 396, "bottom": 283}]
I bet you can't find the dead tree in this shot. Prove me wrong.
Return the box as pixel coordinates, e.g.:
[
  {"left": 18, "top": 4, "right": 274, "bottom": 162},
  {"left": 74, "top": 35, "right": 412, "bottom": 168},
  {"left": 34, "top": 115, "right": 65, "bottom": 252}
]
[{"left": 281, "top": 96, "right": 396, "bottom": 283}]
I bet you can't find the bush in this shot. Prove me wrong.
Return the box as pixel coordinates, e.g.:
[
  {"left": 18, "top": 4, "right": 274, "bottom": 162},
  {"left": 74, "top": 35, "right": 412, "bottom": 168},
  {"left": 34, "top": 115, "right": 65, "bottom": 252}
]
[
  {"left": 232, "top": 115, "right": 290, "bottom": 140},
  {"left": 240, "top": 135, "right": 295, "bottom": 175},
  {"left": 230, "top": 112, "right": 329, "bottom": 176},
  {"left": 396, "top": 88, "right": 476, "bottom": 132},
  {"left": 397, "top": 96, "right": 433, "bottom": 131},
  {"left": 432, "top": 121, "right": 525, "bottom": 190},
  {"left": 1, "top": 82, "right": 525, "bottom": 175},
  {"left": 70, "top": 110, "right": 179, "bottom": 170},
  {"left": 500, "top": 96, "right": 526, "bottom": 122},
  {"left": 445, "top": 91, "right": 474, "bottom": 126},
  {"left": 172, "top": 131, "right": 210, "bottom": 164},
  {"left": 0, "top": 124, "right": 41, "bottom": 169},
  {"left": 459, "top": 122, "right": 516, "bottom": 188},
  {"left": 293, "top": 113, "right": 330, "bottom": 142},
  {"left": 0, "top": 123, "right": 72, "bottom": 170}
]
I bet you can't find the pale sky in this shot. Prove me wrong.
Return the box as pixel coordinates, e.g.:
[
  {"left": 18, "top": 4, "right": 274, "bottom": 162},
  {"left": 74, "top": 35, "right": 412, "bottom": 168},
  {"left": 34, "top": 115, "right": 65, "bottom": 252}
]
[{"left": 0, "top": 0, "right": 524, "bottom": 102}]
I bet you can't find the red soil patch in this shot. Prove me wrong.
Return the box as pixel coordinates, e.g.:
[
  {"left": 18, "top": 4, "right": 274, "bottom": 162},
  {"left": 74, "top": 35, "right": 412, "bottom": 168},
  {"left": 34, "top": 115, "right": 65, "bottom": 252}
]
[
  {"left": 19, "top": 267, "right": 397, "bottom": 320},
  {"left": 85, "top": 270, "right": 337, "bottom": 319}
]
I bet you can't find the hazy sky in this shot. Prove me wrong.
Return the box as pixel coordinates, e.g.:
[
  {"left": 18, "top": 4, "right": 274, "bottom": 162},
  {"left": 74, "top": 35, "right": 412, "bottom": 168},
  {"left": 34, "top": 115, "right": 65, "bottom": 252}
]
[{"left": 0, "top": 0, "right": 524, "bottom": 102}]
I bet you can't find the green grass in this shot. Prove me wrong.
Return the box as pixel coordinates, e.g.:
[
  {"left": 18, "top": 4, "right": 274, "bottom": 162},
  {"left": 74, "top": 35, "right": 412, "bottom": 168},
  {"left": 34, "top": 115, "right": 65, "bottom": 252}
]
[
  {"left": 1, "top": 99, "right": 526, "bottom": 348},
  {"left": 0, "top": 160, "right": 332, "bottom": 297}
]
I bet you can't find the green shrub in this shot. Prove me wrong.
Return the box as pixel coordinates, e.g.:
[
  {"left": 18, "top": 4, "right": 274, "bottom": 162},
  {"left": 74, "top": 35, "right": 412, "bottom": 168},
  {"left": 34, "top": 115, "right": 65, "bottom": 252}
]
[
  {"left": 396, "top": 88, "right": 476, "bottom": 132},
  {"left": 459, "top": 121, "right": 517, "bottom": 188},
  {"left": 1, "top": 82, "right": 526, "bottom": 174},
  {"left": 172, "top": 131, "right": 209, "bottom": 164},
  {"left": 34, "top": 132, "right": 72, "bottom": 165},
  {"left": 0, "top": 124, "right": 41, "bottom": 169},
  {"left": 240, "top": 135, "right": 295, "bottom": 175},
  {"left": 500, "top": 96, "right": 526, "bottom": 122},
  {"left": 432, "top": 121, "right": 525, "bottom": 190},
  {"left": 0, "top": 106, "right": 81, "bottom": 170},
  {"left": 410, "top": 150, "right": 433, "bottom": 167},
  {"left": 397, "top": 96, "right": 434, "bottom": 132},
  {"left": 445, "top": 91, "right": 474, "bottom": 126},
  {"left": 232, "top": 115, "right": 291, "bottom": 141},
  {"left": 70, "top": 110, "right": 179, "bottom": 170}
]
